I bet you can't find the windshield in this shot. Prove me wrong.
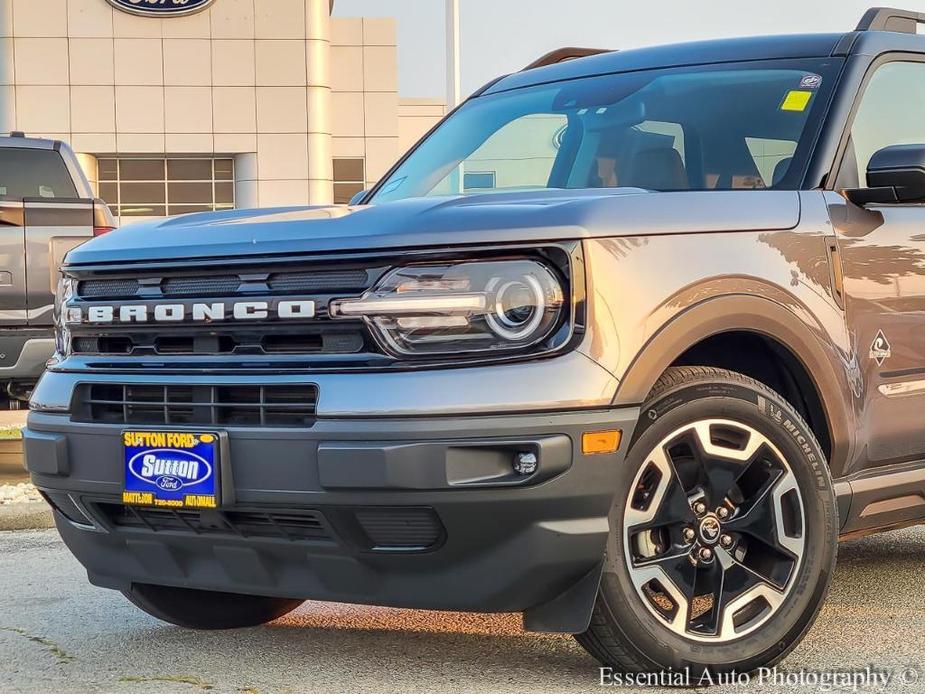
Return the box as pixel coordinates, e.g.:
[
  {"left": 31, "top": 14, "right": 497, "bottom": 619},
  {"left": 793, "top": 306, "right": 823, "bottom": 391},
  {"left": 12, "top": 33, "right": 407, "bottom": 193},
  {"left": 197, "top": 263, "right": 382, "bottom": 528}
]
[{"left": 371, "top": 59, "right": 840, "bottom": 203}]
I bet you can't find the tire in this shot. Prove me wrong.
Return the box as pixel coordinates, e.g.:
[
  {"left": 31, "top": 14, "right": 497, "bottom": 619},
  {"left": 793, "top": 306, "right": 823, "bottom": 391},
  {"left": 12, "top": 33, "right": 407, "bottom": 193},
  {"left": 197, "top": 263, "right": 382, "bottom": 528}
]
[
  {"left": 123, "top": 584, "right": 304, "bottom": 630},
  {"left": 576, "top": 366, "right": 837, "bottom": 677}
]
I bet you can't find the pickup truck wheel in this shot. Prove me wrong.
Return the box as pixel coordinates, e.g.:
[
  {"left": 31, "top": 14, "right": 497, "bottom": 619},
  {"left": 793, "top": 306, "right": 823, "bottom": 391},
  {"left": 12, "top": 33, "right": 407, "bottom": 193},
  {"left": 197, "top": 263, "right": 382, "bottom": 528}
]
[
  {"left": 576, "top": 366, "right": 837, "bottom": 676},
  {"left": 123, "top": 583, "right": 303, "bottom": 630}
]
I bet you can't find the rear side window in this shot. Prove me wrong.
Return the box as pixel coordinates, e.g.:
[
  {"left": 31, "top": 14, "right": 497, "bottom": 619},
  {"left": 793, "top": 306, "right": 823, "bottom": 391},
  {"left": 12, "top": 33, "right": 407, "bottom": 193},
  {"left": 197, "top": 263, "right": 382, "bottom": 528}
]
[{"left": 0, "top": 148, "right": 78, "bottom": 201}]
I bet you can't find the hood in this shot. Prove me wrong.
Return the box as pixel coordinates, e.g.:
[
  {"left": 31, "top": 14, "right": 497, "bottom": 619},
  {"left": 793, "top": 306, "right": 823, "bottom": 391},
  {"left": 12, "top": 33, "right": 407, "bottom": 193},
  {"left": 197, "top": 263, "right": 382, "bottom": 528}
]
[{"left": 65, "top": 189, "right": 801, "bottom": 265}]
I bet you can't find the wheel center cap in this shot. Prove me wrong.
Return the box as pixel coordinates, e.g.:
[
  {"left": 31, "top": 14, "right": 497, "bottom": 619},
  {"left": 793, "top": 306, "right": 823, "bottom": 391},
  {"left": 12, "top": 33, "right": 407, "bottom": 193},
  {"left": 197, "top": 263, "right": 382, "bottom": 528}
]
[{"left": 698, "top": 514, "right": 722, "bottom": 545}]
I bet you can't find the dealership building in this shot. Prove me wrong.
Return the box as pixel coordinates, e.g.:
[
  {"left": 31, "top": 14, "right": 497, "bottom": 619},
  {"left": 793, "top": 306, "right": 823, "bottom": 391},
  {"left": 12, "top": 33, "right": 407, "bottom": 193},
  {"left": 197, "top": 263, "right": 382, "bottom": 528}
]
[{"left": 0, "top": 0, "right": 446, "bottom": 222}]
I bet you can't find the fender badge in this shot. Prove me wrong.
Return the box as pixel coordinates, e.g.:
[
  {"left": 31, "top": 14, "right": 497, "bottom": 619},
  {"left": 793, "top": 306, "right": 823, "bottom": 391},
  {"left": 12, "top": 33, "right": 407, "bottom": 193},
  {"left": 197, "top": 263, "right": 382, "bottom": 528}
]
[{"left": 870, "top": 330, "right": 891, "bottom": 366}]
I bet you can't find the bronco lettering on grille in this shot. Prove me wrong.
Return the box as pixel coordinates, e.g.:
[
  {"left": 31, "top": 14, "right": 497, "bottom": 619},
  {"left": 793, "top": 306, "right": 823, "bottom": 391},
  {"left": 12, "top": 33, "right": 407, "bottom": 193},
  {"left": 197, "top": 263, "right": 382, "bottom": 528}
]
[{"left": 76, "top": 300, "right": 316, "bottom": 324}]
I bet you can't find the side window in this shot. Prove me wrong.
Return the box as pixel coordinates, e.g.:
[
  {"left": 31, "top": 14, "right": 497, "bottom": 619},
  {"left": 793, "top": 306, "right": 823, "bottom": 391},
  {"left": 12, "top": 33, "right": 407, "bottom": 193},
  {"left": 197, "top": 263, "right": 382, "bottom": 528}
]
[
  {"left": 850, "top": 61, "right": 925, "bottom": 185},
  {"left": 430, "top": 113, "right": 568, "bottom": 195}
]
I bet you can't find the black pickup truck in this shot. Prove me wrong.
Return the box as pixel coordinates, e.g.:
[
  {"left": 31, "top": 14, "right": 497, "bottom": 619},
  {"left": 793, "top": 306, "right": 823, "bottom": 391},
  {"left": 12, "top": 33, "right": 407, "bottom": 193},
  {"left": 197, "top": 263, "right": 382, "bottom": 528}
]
[{"left": 0, "top": 134, "right": 114, "bottom": 402}]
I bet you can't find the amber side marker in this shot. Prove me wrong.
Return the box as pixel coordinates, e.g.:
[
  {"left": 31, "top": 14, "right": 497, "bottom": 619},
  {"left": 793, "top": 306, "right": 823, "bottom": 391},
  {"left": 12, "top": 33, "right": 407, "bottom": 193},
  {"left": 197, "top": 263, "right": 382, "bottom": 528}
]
[{"left": 582, "top": 430, "right": 622, "bottom": 455}]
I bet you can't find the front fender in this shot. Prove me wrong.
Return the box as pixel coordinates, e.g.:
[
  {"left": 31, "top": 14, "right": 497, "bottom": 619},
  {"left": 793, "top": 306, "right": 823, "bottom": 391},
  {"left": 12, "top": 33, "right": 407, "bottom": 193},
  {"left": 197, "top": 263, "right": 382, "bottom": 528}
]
[{"left": 577, "top": 227, "right": 856, "bottom": 478}]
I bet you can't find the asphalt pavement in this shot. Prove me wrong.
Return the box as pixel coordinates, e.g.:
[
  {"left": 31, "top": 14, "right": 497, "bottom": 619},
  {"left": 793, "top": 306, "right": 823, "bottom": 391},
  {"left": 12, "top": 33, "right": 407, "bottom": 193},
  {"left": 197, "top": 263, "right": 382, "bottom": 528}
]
[{"left": 0, "top": 527, "right": 923, "bottom": 694}]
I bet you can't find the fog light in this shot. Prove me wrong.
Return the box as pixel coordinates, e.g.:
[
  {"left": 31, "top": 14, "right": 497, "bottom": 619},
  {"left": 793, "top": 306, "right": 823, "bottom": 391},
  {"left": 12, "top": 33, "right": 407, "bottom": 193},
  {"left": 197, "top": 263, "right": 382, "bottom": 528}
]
[
  {"left": 582, "top": 430, "right": 622, "bottom": 455},
  {"left": 513, "top": 452, "right": 538, "bottom": 475}
]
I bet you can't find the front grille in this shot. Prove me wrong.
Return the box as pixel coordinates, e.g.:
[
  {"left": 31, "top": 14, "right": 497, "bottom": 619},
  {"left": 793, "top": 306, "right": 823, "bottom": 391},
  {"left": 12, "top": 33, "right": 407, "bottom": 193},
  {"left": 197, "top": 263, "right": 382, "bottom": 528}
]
[
  {"left": 71, "top": 383, "right": 317, "bottom": 427},
  {"left": 268, "top": 271, "right": 369, "bottom": 292},
  {"left": 78, "top": 269, "right": 371, "bottom": 300},
  {"left": 71, "top": 329, "right": 366, "bottom": 357},
  {"left": 96, "top": 503, "right": 332, "bottom": 543},
  {"left": 78, "top": 278, "right": 140, "bottom": 298},
  {"left": 70, "top": 262, "right": 383, "bottom": 361},
  {"left": 161, "top": 275, "right": 241, "bottom": 296}
]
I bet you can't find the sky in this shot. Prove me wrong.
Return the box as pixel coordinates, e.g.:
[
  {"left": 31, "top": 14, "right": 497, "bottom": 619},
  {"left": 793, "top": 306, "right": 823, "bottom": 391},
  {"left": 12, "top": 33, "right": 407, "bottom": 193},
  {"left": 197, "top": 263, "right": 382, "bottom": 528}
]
[{"left": 333, "top": 0, "right": 925, "bottom": 99}]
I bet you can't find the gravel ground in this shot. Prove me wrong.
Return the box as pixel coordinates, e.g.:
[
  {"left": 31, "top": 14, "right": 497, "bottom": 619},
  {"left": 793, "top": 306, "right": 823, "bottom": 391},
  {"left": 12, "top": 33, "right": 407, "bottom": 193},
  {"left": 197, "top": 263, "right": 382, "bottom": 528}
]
[
  {"left": 0, "top": 483, "right": 41, "bottom": 505},
  {"left": 0, "top": 527, "right": 923, "bottom": 693}
]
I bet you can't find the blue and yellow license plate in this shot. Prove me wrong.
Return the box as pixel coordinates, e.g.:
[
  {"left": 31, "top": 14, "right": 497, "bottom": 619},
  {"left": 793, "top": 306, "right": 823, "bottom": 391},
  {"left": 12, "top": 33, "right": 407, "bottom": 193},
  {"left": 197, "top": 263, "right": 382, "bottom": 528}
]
[{"left": 122, "top": 431, "right": 220, "bottom": 509}]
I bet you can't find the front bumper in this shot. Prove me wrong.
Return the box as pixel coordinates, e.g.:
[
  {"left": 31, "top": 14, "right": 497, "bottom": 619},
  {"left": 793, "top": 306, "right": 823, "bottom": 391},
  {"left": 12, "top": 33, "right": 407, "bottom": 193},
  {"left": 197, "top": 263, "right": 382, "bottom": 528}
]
[{"left": 26, "top": 405, "right": 639, "bottom": 632}]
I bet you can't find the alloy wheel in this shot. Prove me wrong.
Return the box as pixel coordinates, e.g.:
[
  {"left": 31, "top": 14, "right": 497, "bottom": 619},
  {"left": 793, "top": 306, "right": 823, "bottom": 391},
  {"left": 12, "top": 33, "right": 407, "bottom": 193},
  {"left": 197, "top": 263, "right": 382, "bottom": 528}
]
[{"left": 622, "top": 419, "right": 806, "bottom": 643}]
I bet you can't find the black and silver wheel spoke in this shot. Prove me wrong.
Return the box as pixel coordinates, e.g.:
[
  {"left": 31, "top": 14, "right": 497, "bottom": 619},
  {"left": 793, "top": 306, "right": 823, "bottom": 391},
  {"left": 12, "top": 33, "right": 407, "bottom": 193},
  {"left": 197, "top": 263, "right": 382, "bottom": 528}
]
[
  {"left": 623, "top": 419, "right": 806, "bottom": 643},
  {"left": 685, "top": 421, "right": 760, "bottom": 506},
  {"left": 626, "top": 446, "right": 696, "bottom": 551},
  {"left": 626, "top": 446, "right": 695, "bottom": 527}
]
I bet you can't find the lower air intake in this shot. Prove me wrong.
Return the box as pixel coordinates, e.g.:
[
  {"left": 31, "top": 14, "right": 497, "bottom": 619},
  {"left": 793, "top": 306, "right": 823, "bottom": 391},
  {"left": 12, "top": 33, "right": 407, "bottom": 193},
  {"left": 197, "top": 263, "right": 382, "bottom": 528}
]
[{"left": 71, "top": 383, "right": 318, "bottom": 428}]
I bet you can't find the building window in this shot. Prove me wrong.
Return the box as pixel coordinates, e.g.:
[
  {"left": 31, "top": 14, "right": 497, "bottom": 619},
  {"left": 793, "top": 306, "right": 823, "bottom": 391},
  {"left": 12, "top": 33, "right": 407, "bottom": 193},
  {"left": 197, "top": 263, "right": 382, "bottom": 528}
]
[
  {"left": 97, "top": 157, "right": 235, "bottom": 219},
  {"left": 333, "top": 158, "right": 366, "bottom": 204},
  {"left": 463, "top": 171, "right": 496, "bottom": 191}
]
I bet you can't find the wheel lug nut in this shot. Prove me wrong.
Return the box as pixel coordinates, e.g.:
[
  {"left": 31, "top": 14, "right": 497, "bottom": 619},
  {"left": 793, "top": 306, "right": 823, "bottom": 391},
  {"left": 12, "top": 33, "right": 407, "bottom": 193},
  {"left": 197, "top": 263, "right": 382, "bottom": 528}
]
[
  {"left": 699, "top": 547, "right": 713, "bottom": 562},
  {"left": 693, "top": 502, "right": 706, "bottom": 516},
  {"left": 721, "top": 534, "right": 733, "bottom": 548},
  {"left": 717, "top": 507, "right": 729, "bottom": 520},
  {"left": 683, "top": 528, "right": 696, "bottom": 543}
]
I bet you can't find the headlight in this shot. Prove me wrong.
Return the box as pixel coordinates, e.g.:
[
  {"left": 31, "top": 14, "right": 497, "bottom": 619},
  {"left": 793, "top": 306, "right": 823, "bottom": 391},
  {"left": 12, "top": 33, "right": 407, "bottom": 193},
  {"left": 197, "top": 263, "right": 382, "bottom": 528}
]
[
  {"left": 53, "top": 274, "right": 77, "bottom": 358},
  {"left": 330, "top": 259, "right": 567, "bottom": 357}
]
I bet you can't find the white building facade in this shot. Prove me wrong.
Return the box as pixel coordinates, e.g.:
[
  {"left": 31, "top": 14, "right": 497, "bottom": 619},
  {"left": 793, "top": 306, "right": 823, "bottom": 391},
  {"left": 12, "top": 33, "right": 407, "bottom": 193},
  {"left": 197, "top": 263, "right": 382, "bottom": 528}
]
[{"left": 0, "top": 0, "right": 445, "bottom": 222}]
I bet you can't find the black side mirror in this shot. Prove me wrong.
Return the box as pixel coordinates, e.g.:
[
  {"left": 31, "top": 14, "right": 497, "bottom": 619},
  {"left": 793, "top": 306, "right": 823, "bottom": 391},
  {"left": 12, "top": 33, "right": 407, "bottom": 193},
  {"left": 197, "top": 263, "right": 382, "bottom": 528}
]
[{"left": 845, "top": 144, "right": 925, "bottom": 206}]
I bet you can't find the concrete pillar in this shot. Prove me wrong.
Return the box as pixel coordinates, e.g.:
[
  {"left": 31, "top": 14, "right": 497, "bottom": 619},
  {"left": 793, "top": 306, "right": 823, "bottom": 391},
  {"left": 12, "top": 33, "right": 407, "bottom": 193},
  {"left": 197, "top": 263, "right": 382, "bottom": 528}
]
[
  {"left": 234, "top": 153, "right": 259, "bottom": 209},
  {"left": 306, "top": 0, "right": 334, "bottom": 205},
  {"left": 75, "top": 153, "right": 99, "bottom": 197},
  {"left": 0, "top": 6, "right": 13, "bottom": 135}
]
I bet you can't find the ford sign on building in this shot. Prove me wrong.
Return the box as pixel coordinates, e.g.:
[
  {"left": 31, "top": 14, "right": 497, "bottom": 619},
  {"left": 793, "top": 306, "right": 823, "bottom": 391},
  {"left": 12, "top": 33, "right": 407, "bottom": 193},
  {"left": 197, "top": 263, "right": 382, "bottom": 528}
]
[
  {"left": 0, "top": 0, "right": 446, "bottom": 222},
  {"left": 105, "top": 0, "right": 218, "bottom": 17}
]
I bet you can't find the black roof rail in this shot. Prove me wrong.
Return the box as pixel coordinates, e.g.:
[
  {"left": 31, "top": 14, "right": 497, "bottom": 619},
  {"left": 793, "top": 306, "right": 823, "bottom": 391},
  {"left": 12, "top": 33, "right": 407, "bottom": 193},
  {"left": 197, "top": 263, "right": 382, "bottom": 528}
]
[
  {"left": 857, "top": 7, "right": 925, "bottom": 33},
  {"left": 522, "top": 47, "right": 612, "bottom": 71}
]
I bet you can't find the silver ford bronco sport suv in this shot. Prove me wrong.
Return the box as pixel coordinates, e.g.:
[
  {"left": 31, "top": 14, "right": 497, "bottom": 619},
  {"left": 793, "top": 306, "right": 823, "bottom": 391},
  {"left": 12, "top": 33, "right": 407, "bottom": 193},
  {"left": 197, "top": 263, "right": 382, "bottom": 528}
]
[{"left": 25, "top": 7, "right": 925, "bottom": 677}]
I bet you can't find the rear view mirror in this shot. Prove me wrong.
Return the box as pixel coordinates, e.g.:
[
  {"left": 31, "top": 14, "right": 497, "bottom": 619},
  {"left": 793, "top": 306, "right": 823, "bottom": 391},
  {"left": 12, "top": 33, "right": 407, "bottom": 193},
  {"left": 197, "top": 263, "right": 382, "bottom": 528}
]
[{"left": 845, "top": 143, "right": 925, "bottom": 206}]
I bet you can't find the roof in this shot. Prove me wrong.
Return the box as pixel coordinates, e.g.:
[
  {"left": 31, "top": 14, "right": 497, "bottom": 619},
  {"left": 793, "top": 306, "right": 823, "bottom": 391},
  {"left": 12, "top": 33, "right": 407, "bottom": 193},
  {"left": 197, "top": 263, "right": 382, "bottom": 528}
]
[
  {"left": 484, "top": 27, "right": 925, "bottom": 95},
  {"left": 0, "top": 135, "right": 61, "bottom": 150},
  {"left": 488, "top": 34, "right": 848, "bottom": 94}
]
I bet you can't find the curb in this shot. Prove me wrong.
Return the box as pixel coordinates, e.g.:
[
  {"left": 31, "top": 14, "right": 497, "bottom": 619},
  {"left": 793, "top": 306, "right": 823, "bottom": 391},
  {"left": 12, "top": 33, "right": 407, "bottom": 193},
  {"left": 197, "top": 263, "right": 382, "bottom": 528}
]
[{"left": 0, "top": 503, "right": 54, "bottom": 531}]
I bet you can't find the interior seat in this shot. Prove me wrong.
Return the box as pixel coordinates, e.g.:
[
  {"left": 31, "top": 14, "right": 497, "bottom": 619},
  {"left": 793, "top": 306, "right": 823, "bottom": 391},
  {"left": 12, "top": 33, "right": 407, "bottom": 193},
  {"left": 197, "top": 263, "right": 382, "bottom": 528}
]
[
  {"left": 620, "top": 147, "right": 689, "bottom": 190},
  {"left": 772, "top": 157, "right": 794, "bottom": 187}
]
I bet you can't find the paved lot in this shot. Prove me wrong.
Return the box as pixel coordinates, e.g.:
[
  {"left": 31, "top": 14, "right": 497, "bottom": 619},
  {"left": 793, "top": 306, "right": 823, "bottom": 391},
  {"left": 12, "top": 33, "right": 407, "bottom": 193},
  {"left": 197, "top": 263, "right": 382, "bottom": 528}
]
[{"left": 0, "top": 527, "right": 923, "bottom": 694}]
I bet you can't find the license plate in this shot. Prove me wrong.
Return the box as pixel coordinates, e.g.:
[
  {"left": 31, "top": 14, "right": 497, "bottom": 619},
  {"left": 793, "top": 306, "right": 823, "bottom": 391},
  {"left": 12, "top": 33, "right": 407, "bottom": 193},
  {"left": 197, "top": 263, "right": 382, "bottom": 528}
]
[{"left": 122, "top": 431, "right": 220, "bottom": 509}]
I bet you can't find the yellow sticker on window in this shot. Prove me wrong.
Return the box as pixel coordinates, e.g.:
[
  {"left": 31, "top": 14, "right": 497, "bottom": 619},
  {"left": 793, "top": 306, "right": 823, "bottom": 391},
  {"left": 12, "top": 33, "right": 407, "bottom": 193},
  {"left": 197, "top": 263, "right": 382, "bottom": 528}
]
[{"left": 781, "top": 90, "right": 813, "bottom": 112}]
